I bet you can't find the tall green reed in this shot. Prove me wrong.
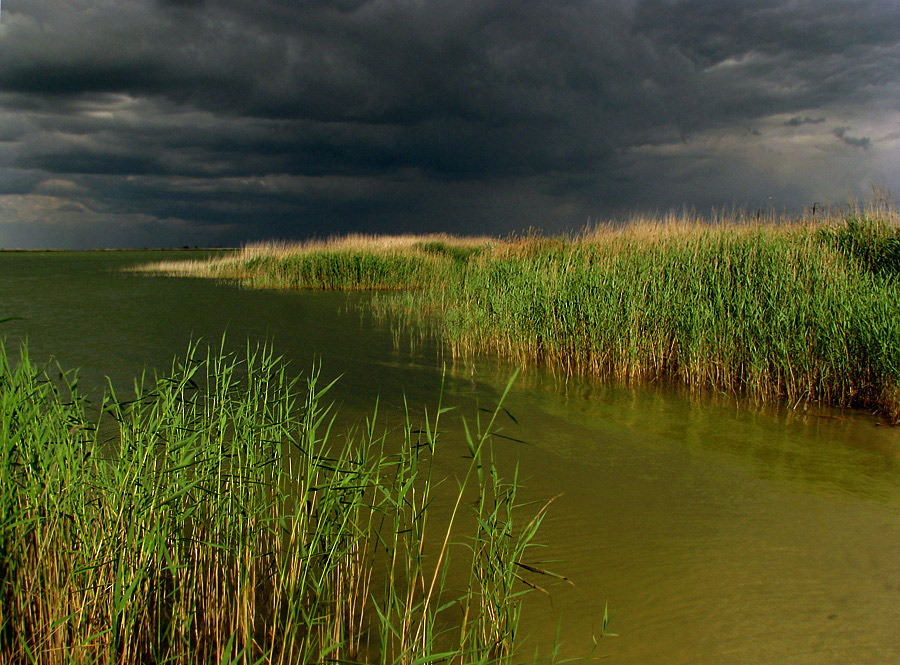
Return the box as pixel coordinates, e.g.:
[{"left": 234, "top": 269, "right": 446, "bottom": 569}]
[
  {"left": 0, "top": 340, "right": 553, "bottom": 664},
  {"left": 397, "top": 221, "right": 900, "bottom": 421}
]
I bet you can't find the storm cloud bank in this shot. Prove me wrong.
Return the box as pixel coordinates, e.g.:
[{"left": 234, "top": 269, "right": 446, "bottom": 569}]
[{"left": 1, "top": 0, "right": 898, "bottom": 247}]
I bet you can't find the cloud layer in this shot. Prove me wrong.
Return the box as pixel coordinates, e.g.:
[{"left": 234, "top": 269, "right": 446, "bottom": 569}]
[{"left": 1, "top": 0, "right": 898, "bottom": 247}]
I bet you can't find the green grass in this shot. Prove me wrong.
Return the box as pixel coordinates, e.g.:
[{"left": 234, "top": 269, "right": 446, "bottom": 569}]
[
  {"left": 817, "top": 216, "right": 900, "bottom": 277},
  {"left": 136, "top": 214, "right": 900, "bottom": 421},
  {"left": 0, "top": 341, "right": 559, "bottom": 664},
  {"left": 422, "top": 220, "right": 900, "bottom": 421},
  {"left": 138, "top": 235, "right": 494, "bottom": 291}
]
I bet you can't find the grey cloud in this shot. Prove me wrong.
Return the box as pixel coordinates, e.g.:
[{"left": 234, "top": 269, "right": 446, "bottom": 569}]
[
  {"left": 0, "top": 168, "right": 44, "bottom": 195},
  {"left": 0, "top": 61, "right": 170, "bottom": 97},
  {"left": 634, "top": 0, "right": 900, "bottom": 63},
  {"left": 55, "top": 202, "right": 89, "bottom": 213},
  {"left": 786, "top": 116, "right": 826, "bottom": 126},
  {"left": 834, "top": 126, "right": 872, "bottom": 150},
  {"left": 156, "top": 0, "right": 206, "bottom": 6}
]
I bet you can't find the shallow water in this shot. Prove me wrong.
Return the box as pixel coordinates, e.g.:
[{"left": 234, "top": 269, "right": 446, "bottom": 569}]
[{"left": 2, "top": 250, "right": 898, "bottom": 663}]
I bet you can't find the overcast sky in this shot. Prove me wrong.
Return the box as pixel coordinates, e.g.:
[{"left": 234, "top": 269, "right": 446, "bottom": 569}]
[{"left": 1, "top": 0, "right": 898, "bottom": 248}]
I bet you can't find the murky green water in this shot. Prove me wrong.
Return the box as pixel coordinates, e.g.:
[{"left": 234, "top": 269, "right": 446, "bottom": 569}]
[{"left": 2, "top": 251, "right": 899, "bottom": 663}]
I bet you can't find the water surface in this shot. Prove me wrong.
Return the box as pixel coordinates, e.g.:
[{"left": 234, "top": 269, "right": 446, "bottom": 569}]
[{"left": 2, "top": 250, "right": 899, "bottom": 664}]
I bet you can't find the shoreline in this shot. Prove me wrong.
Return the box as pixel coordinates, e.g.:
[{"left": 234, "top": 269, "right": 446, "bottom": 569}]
[{"left": 136, "top": 214, "right": 900, "bottom": 423}]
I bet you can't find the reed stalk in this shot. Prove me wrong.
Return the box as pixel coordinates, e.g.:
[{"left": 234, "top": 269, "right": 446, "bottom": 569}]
[{"left": 0, "top": 341, "right": 553, "bottom": 664}]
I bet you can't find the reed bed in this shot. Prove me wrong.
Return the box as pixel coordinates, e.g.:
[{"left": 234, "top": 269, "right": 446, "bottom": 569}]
[
  {"left": 137, "top": 212, "right": 900, "bottom": 420},
  {"left": 0, "top": 341, "right": 555, "bottom": 664},
  {"left": 138, "top": 234, "right": 496, "bottom": 290},
  {"left": 427, "top": 218, "right": 900, "bottom": 420}
]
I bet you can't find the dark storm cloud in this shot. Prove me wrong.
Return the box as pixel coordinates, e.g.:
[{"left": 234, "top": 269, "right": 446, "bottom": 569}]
[
  {"left": 0, "top": 61, "right": 170, "bottom": 96},
  {"left": 834, "top": 126, "right": 872, "bottom": 150},
  {"left": 786, "top": 116, "right": 826, "bottom": 127},
  {"left": 1, "top": 0, "right": 899, "bottom": 247},
  {"left": 156, "top": 0, "right": 206, "bottom": 7}
]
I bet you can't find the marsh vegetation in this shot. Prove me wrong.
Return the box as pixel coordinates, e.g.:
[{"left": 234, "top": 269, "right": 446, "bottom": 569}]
[
  {"left": 0, "top": 341, "right": 564, "bottom": 663},
  {"left": 143, "top": 210, "right": 900, "bottom": 422}
]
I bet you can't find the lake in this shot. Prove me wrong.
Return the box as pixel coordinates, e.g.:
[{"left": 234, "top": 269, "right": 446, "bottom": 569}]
[{"left": 2, "top": 250, "right": 899, "bottom": 663}]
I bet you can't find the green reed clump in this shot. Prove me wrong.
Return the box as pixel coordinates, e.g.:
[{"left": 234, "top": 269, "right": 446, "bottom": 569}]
[
  {"left": 817, "top": 217, "right": 900, "bottom": 277},
  {"left": 413, "top": 240, "right": 488, "bottom": 264},
  {"left": 420, "top": 223, "right": 900, "bottom": 420},
  {"left": 137, "top": 235, "right": 495, "bottom": 291},
  {"left": 242, "top": 251, "right": 430, "bottom": 290},
  {"left": 0, "top": 342, "right": 554, "bottom": 664}
]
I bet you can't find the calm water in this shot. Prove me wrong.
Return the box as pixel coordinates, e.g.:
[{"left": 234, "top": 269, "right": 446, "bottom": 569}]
[{"left": 2, "top": 251, "right": 899, "bottom": 664}]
